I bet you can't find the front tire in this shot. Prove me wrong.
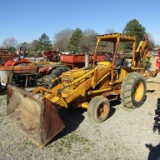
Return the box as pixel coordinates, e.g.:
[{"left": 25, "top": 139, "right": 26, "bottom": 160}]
[
  {"left": 88, "top": 96, "right": 110, "bottom": 123},
  {"left": 120, "top": 72, "right": 146, "bottom": 108}
]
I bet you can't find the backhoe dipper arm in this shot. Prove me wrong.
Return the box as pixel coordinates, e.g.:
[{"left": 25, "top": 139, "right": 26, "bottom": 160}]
[{"left": 135, "top": 34, "right": 148, "bottom": 67}]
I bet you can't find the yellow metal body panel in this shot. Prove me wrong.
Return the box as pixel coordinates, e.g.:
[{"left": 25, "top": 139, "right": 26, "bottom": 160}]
[
  {"left": 31, "top": 33, "right": 152, "bottom": 110},
  {"left": 33, "top": 62, "right": 112, "bottom": 108}
]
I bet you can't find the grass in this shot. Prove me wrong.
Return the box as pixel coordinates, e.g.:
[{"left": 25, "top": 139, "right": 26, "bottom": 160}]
[
  {"left": 52, "top": 132, "right": 91, "bottom": 155},
  {"left": 0, "top": 113, "right": 4, "bottom": 120}
]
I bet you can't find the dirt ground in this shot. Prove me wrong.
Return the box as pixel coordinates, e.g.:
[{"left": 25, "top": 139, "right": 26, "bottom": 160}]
[{"left": 0, "top": 56, "right": 160, "bottom": 160}]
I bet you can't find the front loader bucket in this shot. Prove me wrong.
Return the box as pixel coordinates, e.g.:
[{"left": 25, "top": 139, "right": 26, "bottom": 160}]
[{"left": 7, "top": 84, "right": 64, "bottom": 148}]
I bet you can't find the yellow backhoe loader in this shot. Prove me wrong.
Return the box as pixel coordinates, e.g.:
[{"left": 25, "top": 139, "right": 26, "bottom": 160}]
[{"left": 6, "top": 33, "right": 158, "bottom": 147}]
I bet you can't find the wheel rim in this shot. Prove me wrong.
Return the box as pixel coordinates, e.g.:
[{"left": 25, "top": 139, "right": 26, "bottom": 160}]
[
  {"left": 134, "top": 81, "right": 144, "bottom": 102},
  {"left": 97, "top": 103, "right": 108, "bottom": 119}
]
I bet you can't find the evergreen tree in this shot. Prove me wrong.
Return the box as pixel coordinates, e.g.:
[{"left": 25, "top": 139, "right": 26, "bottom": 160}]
[
  {"left": 122, "top": 19, "right": 146, "bottom": 51},
  {"left": 67, "top": 28, "right": 83, "bottom": 53},
  {"left": 123, "top": 19, "right": 146, "bottom": 38},
  {"left": 39, "top": 33, "right": 52, "bottom": 51}
]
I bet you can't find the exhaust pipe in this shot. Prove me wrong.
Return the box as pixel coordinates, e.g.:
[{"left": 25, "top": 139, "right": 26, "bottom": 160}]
[{"left": 85, "top": 52, "right": 89, "bottom": 68}]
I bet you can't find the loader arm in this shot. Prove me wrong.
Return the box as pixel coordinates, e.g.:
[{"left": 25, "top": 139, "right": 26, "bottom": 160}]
[
  {"left": 6, "top": 61, "right": 111, "bottom": 147},
  {"left": 34, "top": 62, "right": 112, "bottom": 108}
]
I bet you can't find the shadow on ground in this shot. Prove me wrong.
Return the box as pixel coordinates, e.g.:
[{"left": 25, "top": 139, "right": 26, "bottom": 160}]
[
  {"left": 147, "top": 89, "right": 156, "bottom": 93},
  {"left": 49, "top": 107, "right": 86, "bottom": 144},
  {"left": 146, "top": 143, "right": 160, "bottom": 160},
  {"left": 107, "top": 99, "right": 120, "bottom": 119},
  {"left": 49, "top": 99, "right": 120, "bottom": 144}
]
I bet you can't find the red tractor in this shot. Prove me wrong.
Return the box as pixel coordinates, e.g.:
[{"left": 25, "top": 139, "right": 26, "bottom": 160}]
[
  {"left": 43, "top": 50, "right": 60, "bottom": 62},
  {"left": 0, "top": 49, "right": 16, "bottom": 66},
  {"left": 4, "top": 46, "right": 30, "bottom": 66},
  {"left": 0, "top": 46, "right": 70, "bottom": 95},
  {"left": 0, "top": 46, "right": 39, "bottom": 94},
  {"left": 156, "top": 49, "right": 160, "bottom": 72}
]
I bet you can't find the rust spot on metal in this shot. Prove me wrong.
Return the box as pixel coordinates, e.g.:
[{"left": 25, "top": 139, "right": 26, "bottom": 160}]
[{"left": 7, "top": 85, "right": 64, "bottom": 147}]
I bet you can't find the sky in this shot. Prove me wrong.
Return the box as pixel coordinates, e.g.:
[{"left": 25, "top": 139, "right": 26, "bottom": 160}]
[{"left": 0, "top": 0, "right": 160, "bottom": 46}]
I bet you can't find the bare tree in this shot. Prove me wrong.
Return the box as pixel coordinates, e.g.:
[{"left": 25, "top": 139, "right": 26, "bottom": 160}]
[
  {"left": 53, "top": 29, "right": 74, "bottom": 51},
  {"left": 17, "top": 42, "right": 31, "bottom": 49},
  {"left": 148, "top": 33, "right": 155, "bottom": 50},
  {"left": 80, "top": 29, "right": 98, "bottom": 53},
  {"left": 105, "top": 28, "right": 116, "bottom": 34},
  {"left": 2, "top": 37, "right": 18, "bottom": 48},
  {"left": 104, "top": 28, "right": 116, "bottom": 53},
  {"left": 30, "top": 40, "right": 41, "bottom": 52}
]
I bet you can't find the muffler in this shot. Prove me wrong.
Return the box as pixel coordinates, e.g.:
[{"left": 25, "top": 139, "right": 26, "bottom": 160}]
[{"left": 7, "top": 84, "right": 64, "bottom": 148}]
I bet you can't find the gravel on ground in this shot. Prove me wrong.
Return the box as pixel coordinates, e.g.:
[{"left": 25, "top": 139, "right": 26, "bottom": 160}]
[{"left": 0, "top": 57, "right": 160, "bottom": 160}]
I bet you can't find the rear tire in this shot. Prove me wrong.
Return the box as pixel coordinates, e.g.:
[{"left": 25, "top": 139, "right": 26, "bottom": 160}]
[
  {"left": 120, "top": 72, "right": 146, "bottom": 108},
  {"left": 88, "top": 96, "right": 110, "bottom": 123},
  {"left": 54, "top": 55, "right": 60, "bottom": 62},
  {"left": 44, "top": 66, "right": 70, "bottom": 89},
  {"left": 0, "top": 84, "right": 7, "bottom": 95}
]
